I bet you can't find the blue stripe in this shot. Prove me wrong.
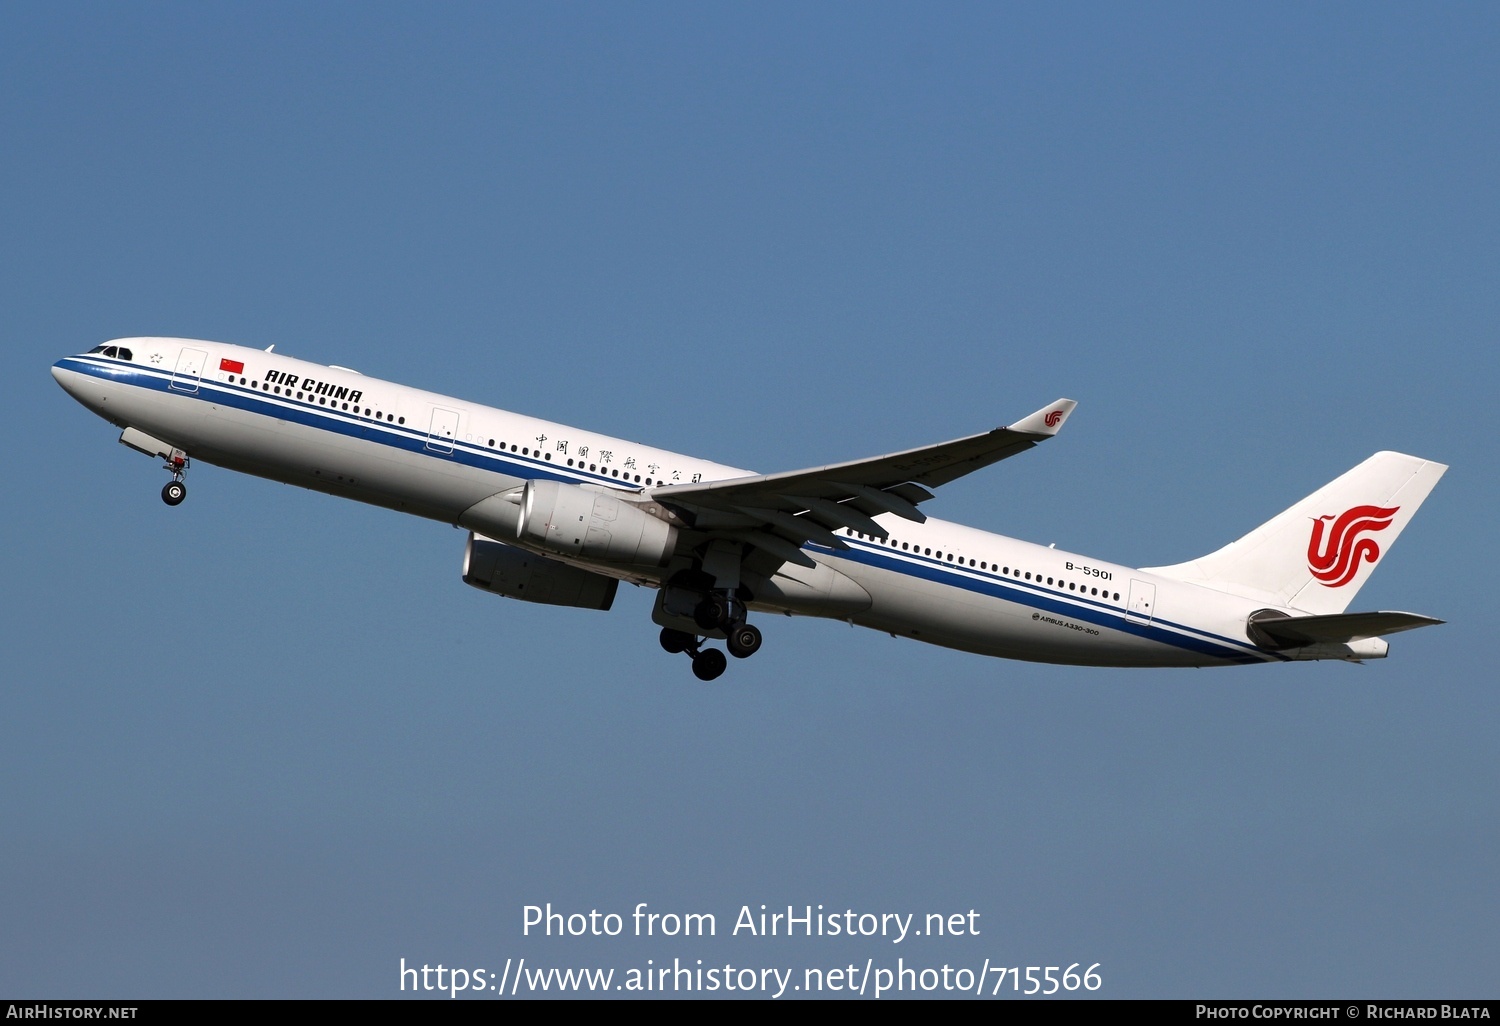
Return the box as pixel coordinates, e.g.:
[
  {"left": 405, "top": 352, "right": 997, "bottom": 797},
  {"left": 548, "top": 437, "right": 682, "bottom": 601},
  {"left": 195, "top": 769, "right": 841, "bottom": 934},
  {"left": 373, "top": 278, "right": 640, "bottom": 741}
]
[
  {"left": 63, "top": 355, "right": 1279, "bottom": 665},
  {"left": 812, "top": 539, "right": 1280, "bottom": 664},
  {"left": 57, "top": 356, "right": 634, "bottom": 492}
]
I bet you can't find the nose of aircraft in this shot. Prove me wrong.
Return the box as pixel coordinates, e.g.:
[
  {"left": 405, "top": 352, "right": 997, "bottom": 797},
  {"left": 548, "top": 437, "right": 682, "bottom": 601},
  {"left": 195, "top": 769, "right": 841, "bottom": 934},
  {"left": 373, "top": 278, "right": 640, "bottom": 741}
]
[
  {"left": 52, "top": 359, "right": 77, "bottom": 392},
  {"left": 52, "top": 356, "right": 98, "bottom": 410}
]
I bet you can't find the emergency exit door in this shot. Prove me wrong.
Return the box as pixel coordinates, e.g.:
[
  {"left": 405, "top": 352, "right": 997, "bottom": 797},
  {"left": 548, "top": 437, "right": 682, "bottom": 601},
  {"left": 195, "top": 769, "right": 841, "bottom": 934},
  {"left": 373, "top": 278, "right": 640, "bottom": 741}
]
[
  {"left": 169, "top": 347, "right": 208, "bottom": 393},
  {"left": 426, "top": 407, "right": 461, "bottom": 454}
]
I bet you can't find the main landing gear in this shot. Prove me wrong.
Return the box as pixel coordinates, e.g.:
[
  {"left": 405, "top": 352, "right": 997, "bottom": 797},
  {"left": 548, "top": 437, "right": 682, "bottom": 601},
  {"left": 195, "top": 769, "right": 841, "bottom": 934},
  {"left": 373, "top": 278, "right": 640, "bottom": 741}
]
[
  {"left": 160, "top": 451, "right": 189, "bottom": 506},
  {"left": 659, "top": 629, "right": 727, "bottom": 681},
  {"left": 659, "top": 593, "right": 764, "bottom": 681},
  {"left": 659, "top": 628, "right": 737, "bottom": 681}
]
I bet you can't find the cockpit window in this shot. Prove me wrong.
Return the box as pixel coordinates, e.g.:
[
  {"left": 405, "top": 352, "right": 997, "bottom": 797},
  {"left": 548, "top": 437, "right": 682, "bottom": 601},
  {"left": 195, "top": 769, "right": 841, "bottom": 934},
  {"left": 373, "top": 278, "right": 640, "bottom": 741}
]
[
  {"left": 102, "top": 346, "right": 118, "bottom": 357},
  {"left": 88, "top": 345, "right": 108, "bottom": 354},
  {"left": 116, "top": 348, "right": 132, "bottom": 360},
  {"left": 87, "top": 345, "right": 132, "bottom": 360}
]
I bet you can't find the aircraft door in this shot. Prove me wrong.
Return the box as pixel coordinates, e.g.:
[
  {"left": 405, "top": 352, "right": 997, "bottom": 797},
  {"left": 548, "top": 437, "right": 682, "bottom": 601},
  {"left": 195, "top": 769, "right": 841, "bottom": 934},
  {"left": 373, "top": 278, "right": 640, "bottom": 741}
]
[
  {"left": 426, "top": 406, "right": 461, "bottom": 454},
  {"left": 169, "top": 347, "right": 208, "bottom": 393},
  {"left": 1125, "top": 579, "right": 1156, "bottom": 626}
]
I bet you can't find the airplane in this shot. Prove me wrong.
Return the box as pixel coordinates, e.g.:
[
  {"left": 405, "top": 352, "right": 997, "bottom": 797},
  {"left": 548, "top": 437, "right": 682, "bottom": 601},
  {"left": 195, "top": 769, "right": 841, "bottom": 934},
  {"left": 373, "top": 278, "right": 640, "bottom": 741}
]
[{"left": 52, "top": 337, "right": 1447, "bottom": 680}]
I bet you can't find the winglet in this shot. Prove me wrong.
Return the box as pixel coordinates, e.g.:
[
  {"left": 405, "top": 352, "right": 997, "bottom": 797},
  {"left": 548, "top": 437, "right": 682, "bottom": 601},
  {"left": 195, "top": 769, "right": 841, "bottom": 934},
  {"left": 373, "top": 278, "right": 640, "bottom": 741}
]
[{"left": 1008, "top": 398, "right": 1077, "bottom": 437}]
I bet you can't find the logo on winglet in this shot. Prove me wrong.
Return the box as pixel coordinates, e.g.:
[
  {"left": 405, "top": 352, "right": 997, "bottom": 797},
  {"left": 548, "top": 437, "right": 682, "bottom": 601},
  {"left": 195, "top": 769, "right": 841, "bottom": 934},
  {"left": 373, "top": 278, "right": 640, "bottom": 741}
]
[
  {"left": 1307, "top": 505, "right": 1399, "bottom": 588},
  {"left": 1044, "top": 410, "right": 1063, "bottom": 427}
]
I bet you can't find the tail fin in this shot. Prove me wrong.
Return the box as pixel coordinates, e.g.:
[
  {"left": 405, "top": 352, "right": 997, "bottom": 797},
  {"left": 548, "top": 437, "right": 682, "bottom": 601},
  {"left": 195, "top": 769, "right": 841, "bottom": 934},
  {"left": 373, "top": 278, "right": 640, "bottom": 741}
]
[{"left": 1143, "top": 451, "right": 1447, "bottom": 615}]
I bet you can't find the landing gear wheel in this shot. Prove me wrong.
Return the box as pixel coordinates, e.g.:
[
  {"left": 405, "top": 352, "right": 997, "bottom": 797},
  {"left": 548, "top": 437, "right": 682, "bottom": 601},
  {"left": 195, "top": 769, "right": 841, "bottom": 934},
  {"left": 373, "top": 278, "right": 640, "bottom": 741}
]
[
  {"left": 726, "top": 623, "right": 762, "bottom": 659},
  {"left": 161, "top": 481, "right": 187, "bottom": 506},
  {"left": 659, "top": 627, "right": 694, "bottom": 654},
  {"left": 691, "top": 648, "right": 727, "bottom": 682},
  {"left": 694, "top": 596, "right": 729, "bottom": 632}
]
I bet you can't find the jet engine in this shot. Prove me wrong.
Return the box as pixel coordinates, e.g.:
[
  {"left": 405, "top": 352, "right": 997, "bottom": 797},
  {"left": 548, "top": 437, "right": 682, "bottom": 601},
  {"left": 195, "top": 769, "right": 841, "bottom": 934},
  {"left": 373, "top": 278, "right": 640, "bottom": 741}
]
[
  {"left": 463, "top": 533, "right": 619, "bottom": 610},
  {"left": 517, "top": 480, "right": 677, "bottom": 566}
]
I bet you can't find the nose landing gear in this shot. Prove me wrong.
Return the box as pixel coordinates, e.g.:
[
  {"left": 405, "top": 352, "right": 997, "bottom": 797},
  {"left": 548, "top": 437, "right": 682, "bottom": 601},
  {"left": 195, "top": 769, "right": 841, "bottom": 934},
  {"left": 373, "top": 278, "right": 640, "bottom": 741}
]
[{"left": 160, "top": 451, "right": 189, "bottom": 506}]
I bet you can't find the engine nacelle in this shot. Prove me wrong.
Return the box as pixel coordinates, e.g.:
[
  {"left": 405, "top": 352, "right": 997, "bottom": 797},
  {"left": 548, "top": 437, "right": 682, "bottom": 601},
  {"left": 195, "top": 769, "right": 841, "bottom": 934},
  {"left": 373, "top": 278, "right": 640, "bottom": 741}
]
[
  {"left": 463, "top": 533, "right": 618, "bottom": 610},
  {"left": 518, "top": 480, "right": 677, "bottom": 566}
]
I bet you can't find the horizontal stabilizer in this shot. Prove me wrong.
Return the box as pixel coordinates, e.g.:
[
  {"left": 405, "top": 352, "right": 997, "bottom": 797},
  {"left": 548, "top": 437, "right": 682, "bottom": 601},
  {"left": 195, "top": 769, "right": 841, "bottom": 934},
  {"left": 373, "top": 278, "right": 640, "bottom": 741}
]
[{"left": 1248, "top": 610, "right": 1443, "bottom": 649}]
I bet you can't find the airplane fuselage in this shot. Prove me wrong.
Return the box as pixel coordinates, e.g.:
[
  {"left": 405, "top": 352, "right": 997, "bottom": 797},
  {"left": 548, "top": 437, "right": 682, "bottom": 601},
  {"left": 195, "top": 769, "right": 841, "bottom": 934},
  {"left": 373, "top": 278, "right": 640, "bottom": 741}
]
[{"left": 53, "top": 338, "right": 1421, "bottom": 673}]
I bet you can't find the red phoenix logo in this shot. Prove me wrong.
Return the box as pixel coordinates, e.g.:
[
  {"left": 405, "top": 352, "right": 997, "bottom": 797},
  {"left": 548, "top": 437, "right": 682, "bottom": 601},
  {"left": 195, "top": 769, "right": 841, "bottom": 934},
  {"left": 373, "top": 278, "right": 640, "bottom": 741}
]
[
  {"left": 1043, "top": 410, "right": 1063, "bottom": 427},
  {"left": 1307, "top": 505, "right": 1400, "bottom": 587}
]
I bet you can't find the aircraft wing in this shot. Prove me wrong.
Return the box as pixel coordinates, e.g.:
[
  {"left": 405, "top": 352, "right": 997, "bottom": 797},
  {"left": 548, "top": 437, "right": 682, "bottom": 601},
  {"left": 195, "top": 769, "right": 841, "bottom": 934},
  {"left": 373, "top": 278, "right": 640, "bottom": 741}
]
[{"left": 648, "top": 399, "right": 1076, "bottom": 567}]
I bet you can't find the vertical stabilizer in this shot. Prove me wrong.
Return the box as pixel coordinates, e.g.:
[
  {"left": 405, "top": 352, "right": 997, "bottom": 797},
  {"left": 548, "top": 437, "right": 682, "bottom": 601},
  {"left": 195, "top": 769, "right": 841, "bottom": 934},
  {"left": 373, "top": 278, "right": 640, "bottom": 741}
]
[{"left": 1142, "top": 452, "right": 1446, "bottom": 615}]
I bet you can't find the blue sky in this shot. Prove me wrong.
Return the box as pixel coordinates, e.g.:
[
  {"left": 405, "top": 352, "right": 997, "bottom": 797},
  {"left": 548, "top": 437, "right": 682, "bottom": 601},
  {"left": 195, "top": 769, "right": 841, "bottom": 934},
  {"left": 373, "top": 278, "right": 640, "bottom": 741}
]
[{"left": 2, "top": 2, "right": 1495, "bottom": 998}]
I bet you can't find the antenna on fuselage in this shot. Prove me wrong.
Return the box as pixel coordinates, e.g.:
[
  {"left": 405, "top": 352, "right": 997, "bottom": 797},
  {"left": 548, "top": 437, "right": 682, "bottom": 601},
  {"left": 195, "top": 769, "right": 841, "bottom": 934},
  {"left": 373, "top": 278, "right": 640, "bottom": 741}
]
[{"left": 265, "top": 345, "right": 275, "bottom": 352}]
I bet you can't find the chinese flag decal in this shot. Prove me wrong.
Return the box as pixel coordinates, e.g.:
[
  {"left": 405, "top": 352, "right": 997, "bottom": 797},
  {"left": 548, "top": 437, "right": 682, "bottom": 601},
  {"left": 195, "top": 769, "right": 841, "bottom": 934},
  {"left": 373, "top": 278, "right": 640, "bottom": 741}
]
[{"left": 220, "top": 358, "right": 245, "bottom": 374}]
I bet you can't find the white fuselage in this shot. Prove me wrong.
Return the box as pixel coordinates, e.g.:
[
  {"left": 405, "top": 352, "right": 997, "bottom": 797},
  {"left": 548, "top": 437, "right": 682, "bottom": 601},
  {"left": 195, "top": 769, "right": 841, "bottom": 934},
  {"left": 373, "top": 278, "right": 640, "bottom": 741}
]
[{"left": 52, "top": 338, "right": 1311, "bottom": 669}]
